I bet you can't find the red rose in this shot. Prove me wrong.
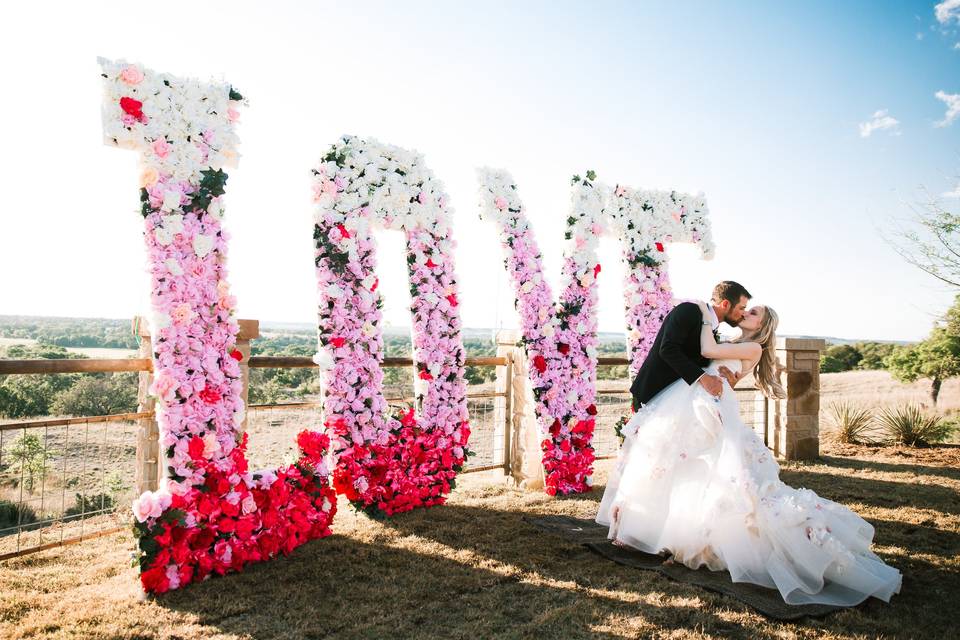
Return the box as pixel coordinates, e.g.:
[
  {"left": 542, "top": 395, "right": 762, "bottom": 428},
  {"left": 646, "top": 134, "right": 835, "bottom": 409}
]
[
  {"left": 400, "top": 407, "right": 417, "bottom": 427},
  {"left": 199, "top": 385, "right": 222, "bottom": 404},
  {"left": 188, "top": 435, "right": 205, "bottom": 460},
  {"left": 329, "top": 337, "right": 346, "bottom": 348},
  {"left": 370, "top": 278, "right": 379, "bottom": 292},
  {"left": 594, "top": 263, "right": 601, "bottom": 277},
  {"left": 532, "top": 354, "right": 547, "bottom": 374},
  {"left": 120, "top": 96, "right": 145, "bottom": 121},
  {"left": 418, "top": 370, "right": 434, "bottom": 381},
  {"left": 446, "top": 294, "right": 458, "bottom": 307},
  {"left": 586, "top": 404, "right": 597, "bottom": 416},
  {"left": 549, "top": 419, "right": 561, "bottom": 437},
  {"left": 229, "top": 349, "right": 243, "bottom": 362},
  {"left": 655, "top": 242, "right": 664, "bottom": 252},
  {"left": 425, "top": 258, "right": 438, "bottom": 268},
  {"left": 557, "top": 342, "right": 570, "bottom": 355},
  {"left": 336, "top": 223, "right": 351, "bottom": 239},
  {"left": 560, "top": 439, "right": 571, "bottom": 452}
]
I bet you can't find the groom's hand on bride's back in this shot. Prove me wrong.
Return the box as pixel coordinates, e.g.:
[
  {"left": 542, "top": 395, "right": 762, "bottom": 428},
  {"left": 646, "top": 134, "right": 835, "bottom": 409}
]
[{"left": 698, "top": 374, "right": 723, "bottom": 397}]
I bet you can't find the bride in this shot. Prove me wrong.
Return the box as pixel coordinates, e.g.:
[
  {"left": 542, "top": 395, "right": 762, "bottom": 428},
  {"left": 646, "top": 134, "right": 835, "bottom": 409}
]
[{"left": 596, "top": 301, "right": 902, "bottom": 606}]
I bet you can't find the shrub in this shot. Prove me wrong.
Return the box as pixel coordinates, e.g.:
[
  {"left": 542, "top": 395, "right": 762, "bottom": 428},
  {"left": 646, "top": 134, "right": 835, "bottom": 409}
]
[
  {"left": 0, "top": 499, "right": 38, "bottom": 531},
  {"left": 876, "top": 405, "right": 956, "bottom": 446},
  {"left": 63, "top": 493, "right": 116, "bottom": 521},
  {"left": 50, "top": 373, "right": 138, "bottom": 417},
  {"left": 828, "top": 402, "right": 879, "bottom": 445}
]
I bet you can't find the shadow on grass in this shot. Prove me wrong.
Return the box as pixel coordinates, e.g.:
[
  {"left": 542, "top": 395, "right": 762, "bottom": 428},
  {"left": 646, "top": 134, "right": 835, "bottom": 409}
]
[
  {"left": 158, "top": 530, "right": 744, "bottom": 640},
  {"left": 778, "top": 467, "right": 960, "bottom": 516},
  {"left": 817, "top": 455, "right": 960, "bottom": 483}
]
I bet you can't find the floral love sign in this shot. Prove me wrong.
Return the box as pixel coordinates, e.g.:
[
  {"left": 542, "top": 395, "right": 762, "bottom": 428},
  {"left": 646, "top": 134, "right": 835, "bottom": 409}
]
[
  {"left": 312, "top": 136, "right": 470, "bottom": 517},
  {"left": 100, "top": 58, "right": 336, "bottom": 593},
  {"left": 478, "top": 170, "right": 714, "bottom": 495}
]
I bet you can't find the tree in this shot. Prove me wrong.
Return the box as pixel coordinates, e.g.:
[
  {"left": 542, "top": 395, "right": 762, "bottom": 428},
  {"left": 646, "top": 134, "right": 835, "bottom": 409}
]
[
  {"left": 9, "top": 433, "right": 48, "bottom": 493},
  {"left": 885, "top": 328, "right": 960, "bottom": 404},
  {"left": 51, "top": 374, "right": 138, "bottom": 417},
  {"left": 886, "top": 194, "right": 960, "bottom": 287},
  {"left": 856, "top": 342, "right": 897, "bottom": 370},
  {"left": 0, "top": 374, "right": 78, "bottom": 418}
]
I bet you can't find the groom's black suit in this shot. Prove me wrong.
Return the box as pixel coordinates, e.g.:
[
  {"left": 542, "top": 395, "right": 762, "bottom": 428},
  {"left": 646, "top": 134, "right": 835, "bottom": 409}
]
[{"left": 629, "top": 302, "right": 709, "bottom": 410}]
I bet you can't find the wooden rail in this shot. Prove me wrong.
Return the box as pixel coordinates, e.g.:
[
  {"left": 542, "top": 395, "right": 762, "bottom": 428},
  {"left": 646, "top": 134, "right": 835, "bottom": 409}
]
[{"left": 0, "top": 355, "right": 519, "bottom": 375}]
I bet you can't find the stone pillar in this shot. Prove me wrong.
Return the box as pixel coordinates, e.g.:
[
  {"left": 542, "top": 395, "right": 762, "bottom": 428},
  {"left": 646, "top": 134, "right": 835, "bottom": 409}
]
[
  {"left": 496, "top": 330, "right": 545, "bottom": 490},
  {"left": 768, "top": 337, "right": 825, "bottom": 461},
  {"left": 134, "top": 317, "right": 260, "bottom": 496}
]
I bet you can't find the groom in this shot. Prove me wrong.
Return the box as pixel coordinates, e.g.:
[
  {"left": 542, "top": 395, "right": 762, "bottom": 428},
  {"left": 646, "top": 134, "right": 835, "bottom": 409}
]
[{"left": 630, "top": 281, "right": 751, "bottom": 411}]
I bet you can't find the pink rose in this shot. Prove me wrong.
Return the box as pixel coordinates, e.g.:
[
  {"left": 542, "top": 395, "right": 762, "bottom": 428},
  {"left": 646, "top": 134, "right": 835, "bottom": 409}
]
[
  {"left": 120, "top": 66, "right": 144, "bottom": 85},
  {"left": 227, "top": 108, "right": 240, "bottom": 122},
  {"left": 152, "top": 139, "right": 171, "bottom": 159},
  {"left": 494, "top": 196, "right": 508, "bottom": 210},
  {"left": 171, "top": 303, "right": 194, "bottom": 325}
]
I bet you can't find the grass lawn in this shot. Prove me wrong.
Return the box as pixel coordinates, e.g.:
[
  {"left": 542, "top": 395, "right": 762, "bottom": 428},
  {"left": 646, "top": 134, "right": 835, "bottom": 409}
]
[{"left": 1, "top": 442, "right": 957, "bottom": 639}]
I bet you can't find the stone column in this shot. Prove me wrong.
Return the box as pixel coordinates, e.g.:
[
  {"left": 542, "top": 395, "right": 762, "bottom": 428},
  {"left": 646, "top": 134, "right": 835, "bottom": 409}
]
[
  {"left": 134, "top": 317, "right": 260, "bottom": 496},
  {"left": 496, "top": 330, "right": 545, "bottom": 490},
  {"left": 768, "top": 337, "right": 825, "bottom": 460}
]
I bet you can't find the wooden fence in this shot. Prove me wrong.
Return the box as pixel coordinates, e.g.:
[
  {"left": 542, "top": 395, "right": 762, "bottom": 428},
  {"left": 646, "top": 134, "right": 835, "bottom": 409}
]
[{"left": 0, "top": 320, "right": 823, "bottom": 559}]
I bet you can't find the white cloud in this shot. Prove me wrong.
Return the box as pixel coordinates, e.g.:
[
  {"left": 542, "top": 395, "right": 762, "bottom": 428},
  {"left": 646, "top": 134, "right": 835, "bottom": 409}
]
[
  {"left": 858, "top": 109, "right": 901, "bottom": 137},
  {"left": 955, "top": 42, "right": 960, "bottom": 49},
  {"left": 943, "top": 184, "right": 960, "bottom": 198},
  {"left": 935, "top": 91, "right": 960, "bottom": 127},
  {"left": 936, "top": 0, "right": 960, "bottom": 24}
]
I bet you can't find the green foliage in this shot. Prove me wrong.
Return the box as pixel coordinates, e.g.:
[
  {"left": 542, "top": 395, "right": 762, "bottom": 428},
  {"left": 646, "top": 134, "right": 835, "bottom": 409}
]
[
  {"left": 0, "top": 499, "right": 38, "bottom": 531},
  {"left": 885, "top": 328, "right": 960, "bottom": 403},
  {"left": 0, "top": 316, "right": 138, "bottom": 349},
  {"left": 876, "top": 405, "right": 955, "bottom": 446},
  {"left": 856, "top": 342, "right": 897, "bottom": 370},
  {"left": 0, "top": 373, "right": 78, "bottom": 418},
  {"left": 64, "top": 493, "right": 116, "bottom": 520},
  {"left": 8, "top": 434, "right": 49, "bottom": 493},
  {"left": 818, "top": 341, "right": 901, "bottom": 373},
  {"left": 827, "top": 402, "right": 879, "bottom": 445},
  {"left": 50, "top": 373, "right": 138, "bottom": 417}
]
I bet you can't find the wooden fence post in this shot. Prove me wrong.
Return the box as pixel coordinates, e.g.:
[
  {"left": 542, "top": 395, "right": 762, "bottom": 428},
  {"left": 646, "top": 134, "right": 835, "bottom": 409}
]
[{"left": 134, "top": 317, "right": 260, "bottom": 496}]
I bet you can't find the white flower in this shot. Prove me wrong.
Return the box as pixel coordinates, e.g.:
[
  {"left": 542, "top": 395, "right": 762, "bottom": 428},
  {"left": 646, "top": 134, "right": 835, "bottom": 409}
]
[
  {"left": 208, "top": 198, "right": 224, "bottom": 221},
  {"left": 326, "top": 284, "right": 343, "bottom": 298},
  {"left": 312, "top": 350, "right": 334, "bottom": 371},
  {"left": 192, "top": 233, "right": 215, "bottom": 258},
  {"left": 164, "top": 258, "right": 183, "bottom": 275},
  {"left": 154, "top": 227, "right": 173, "bottom": 246},
  {"left": 161, "top": 190, "right": 182, "bottom": 212},
  {"left": 161, "top": 213, "right": 184, "bottom": 234},
  {"left": 150, "top": 311, "right": 171, "bottom": 333}
]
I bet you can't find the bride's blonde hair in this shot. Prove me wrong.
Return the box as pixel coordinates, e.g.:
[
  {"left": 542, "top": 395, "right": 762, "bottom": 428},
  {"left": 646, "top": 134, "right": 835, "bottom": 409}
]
[{"left": 736, "top": 306, "right": 786, "bottom": 399}]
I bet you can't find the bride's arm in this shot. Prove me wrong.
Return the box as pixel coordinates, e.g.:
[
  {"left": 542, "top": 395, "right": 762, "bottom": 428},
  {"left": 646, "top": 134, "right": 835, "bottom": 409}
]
[{"left": 697, "top": 302, "right": 762, "bottom": 361}]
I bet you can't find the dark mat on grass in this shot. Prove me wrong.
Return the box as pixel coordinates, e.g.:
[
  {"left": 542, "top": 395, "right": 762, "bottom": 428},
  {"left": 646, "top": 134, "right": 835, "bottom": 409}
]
[{"left": 524, "top": 514, "right": 842, "bottom": 622}]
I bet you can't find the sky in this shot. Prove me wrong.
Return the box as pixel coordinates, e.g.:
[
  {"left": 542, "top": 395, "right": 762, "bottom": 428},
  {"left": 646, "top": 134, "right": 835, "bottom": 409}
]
[{"left": 1, "top": 1, "right": 959, "bottom": 342}]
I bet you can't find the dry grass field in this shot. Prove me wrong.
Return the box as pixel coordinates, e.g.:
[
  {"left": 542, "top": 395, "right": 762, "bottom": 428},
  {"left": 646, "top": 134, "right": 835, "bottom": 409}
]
[
  {"left": 1, "top": 370, "right": 959, "bottom": 638},
  {"left": 1, "top": 438, "right": 958, "bottom": 640}
]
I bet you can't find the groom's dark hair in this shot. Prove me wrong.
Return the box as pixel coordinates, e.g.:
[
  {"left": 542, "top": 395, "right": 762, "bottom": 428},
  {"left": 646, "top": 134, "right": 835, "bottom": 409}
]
[{"left": 711, "top": 281, "right": 751, "bottom": 306}]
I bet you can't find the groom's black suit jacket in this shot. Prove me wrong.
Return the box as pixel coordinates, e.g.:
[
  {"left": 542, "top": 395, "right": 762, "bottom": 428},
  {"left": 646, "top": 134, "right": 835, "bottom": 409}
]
[{"left": 629, "top": 302, "right": 709, "bottom": 409}]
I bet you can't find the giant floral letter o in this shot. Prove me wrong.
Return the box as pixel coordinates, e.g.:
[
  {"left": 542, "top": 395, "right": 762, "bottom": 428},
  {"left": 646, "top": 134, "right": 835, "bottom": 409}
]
[
  {"left": 312, "top": 136, "right": 470, "bottom": 517},
  {"left": 99, "top": 58, "right": 336, "bottom": 593}
]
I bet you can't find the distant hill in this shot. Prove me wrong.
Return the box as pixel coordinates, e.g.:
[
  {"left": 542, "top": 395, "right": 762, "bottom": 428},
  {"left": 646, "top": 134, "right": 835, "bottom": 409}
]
[{"left": 1, "top": 316, "right": 914, "bottom": 347}]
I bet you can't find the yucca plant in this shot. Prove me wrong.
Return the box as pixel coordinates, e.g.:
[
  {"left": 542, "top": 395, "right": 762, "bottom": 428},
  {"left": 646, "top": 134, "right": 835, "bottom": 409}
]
[
  {"left": 876, "top": 405, "right": 956, "bottom": 447},
  {"left": 828, "top": 401, "right": 879, "bottom": 445}
]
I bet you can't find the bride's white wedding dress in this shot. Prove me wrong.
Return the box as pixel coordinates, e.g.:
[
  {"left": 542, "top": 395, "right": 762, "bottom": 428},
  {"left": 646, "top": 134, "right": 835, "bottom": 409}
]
[{"left": 596, "top": 359, "right": 902, "bottom": 606}]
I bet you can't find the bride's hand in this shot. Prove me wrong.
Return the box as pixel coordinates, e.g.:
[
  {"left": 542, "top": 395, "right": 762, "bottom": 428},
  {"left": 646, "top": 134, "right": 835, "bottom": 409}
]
[{"left": 696, "top": 300, "right": 710, "bottom": 318}]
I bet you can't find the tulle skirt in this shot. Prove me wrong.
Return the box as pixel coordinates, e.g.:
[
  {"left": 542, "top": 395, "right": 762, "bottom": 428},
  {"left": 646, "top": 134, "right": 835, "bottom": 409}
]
[{"left": 596, "top": 376, "right": 901, "bottom": 606}]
